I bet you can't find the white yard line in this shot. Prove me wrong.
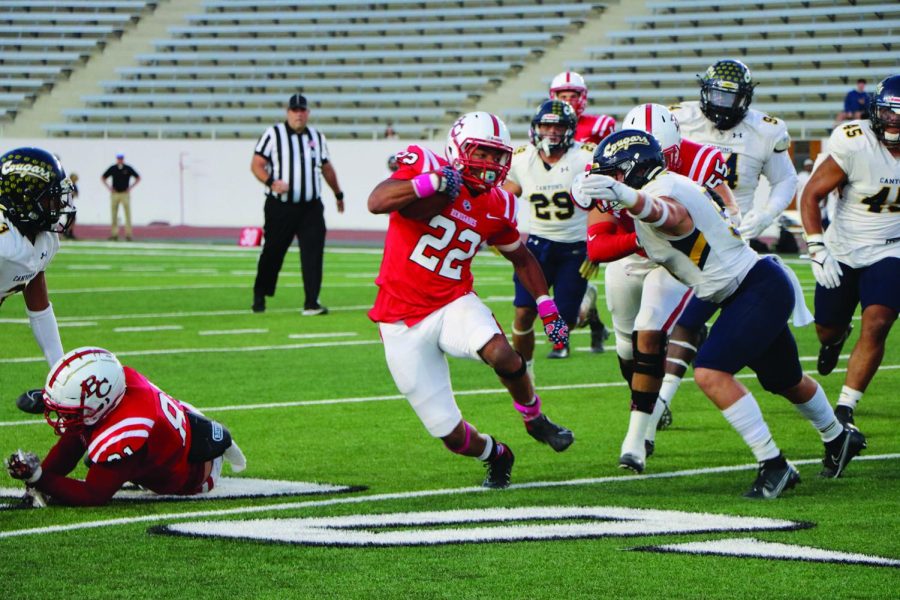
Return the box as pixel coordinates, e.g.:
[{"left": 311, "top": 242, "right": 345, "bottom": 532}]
[
  {"left": 287, "top": 332, "right": 358, "bottom": 340},
  {"left": 3, "top": 365, "right": 897, "bottom": 427},
  {"left": 49, "top": 282, "right": 372, "bottom": 295},
  {"left": 198, "top": 328, "right": 269, "bottom": 336},
  {"left": 113, "top": 325, "right": 184, "bottom": 333},
  {"left": 1, "top": 453, "right": 896, "bottom": 540}
]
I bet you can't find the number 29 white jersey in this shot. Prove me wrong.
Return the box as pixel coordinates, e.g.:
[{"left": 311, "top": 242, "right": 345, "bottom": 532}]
[
  {"left": 505, "top": 142, "right": 594, "bottom": 243},
  {"left": 824, "top": 120, "right": 900, "bottom": 268},
  {"left": 672, "top": 101, "right": 796, "bottom": 216}
]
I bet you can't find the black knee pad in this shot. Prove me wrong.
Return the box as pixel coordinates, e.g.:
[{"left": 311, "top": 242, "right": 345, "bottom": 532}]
[
  {"left": 630, "top": 389, "right": 658, "bottom": 414},
  {"left": 617, "top": 357, "right": 634, "bottom": 387},
  {"left": 494, "top": 351, "right": 528, "bottom": 380},
  {"left": 186, "top": 411, "right": 233, "bottom": 463},
  {"left": 631, "top": 331, "right": 667, "bottom": 378}
]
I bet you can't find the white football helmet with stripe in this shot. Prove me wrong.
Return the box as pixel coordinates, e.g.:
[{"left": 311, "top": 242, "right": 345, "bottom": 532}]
[
  {"left": 623, "top": 103, "right": 682, "bottom": 171},
  {"left": 549, "top": 71, "right": 588, "bottom": 116},
  {"left": 445, "top": 112, "right": 513, "bottom": 194},
  {"left": 43, "top": 347, "right": 126, "bottom": 434}
]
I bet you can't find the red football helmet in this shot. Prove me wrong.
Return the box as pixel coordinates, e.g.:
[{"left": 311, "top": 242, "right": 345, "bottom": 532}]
[
  {"left": 445, "top": 112, "right": 513, "bottom": 194},
  {"left": 549, "top": 71, "right": 588, "bottom": 117},
  {"left": 43, "top": 347, "right": 126, "bottom": 435}
]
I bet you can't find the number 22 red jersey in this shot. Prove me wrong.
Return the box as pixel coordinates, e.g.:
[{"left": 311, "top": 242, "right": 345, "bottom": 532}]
[{"left": 369, "top": 144, "right": 521, "bottom": 326}]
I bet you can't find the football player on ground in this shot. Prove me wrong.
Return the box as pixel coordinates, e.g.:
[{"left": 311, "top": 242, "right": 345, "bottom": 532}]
[
  {"left": 800, "top": 74, "right": 900, "bottom": 427},
  {"left": 368, "top": 112, "right": 575, "bottom": 489},
  {"left": 573, "top": 130, "right": 865, "bottom": 498},
  {"left": 6, "top": 347, "right": 247, "bottom": 506},
  {"left": 660, "top": 59, "right": 801, "bottom": 433},
  {"left": 0, "top": 147, "right": 76, "bottom": 415},
  {"left": 502, "top": 99, "right": 609, "bottom": 378},
  {"left": 580, "top": 105, "right": 737, "bottom": 472}
]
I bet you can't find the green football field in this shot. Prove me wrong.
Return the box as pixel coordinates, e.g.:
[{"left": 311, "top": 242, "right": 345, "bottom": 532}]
[{"left": 1, "top": 241, "right": 898, "bottom": 599}]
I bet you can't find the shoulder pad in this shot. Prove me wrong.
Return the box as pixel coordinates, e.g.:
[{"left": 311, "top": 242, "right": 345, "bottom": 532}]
[
  {"left": 774, "top": 131, "right": 792, "bottom": 153},
  {"left": 513, "top": 144, "right": 529, "bottom": 155},
  {"left": 87, "top": 417, "right": 154, "bottom": 464}
]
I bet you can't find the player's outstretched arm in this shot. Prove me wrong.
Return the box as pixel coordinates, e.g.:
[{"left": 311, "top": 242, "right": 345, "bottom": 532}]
[
  {"left": 498, "top": 242, "right": 569, "bottom": 346},
  {"left": 23, "top": 272, "right": 63, "bottom": 367}
]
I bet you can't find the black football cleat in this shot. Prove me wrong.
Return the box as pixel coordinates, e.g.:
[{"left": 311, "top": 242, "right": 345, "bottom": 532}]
[
  {"left": 547, "top": 342, "right": 569, "bottom": 359},
  {"left": 644, "top": 439, "right": 655, "bottom": 458},
  {"left": 821, "top": 426, "right": 867, "bottom": 478},
  {"left": 817, "top": 324, "right": 852, "bottom": 376},
  {"left": 656, "top": 403, "right": 673, "bottom": 431},
  {"left": 619, "top": 453, "right": 645, "bottom": 474},
  {"left": 834, "top": 405, "right": 855, "bottom": 427},
  {"left": 251, "top": 293, "right": 265, "bottom": 313},
  {"left": 525, "top": 414, "right": 575, "bottom": 452},
  {"left": 588, "top": 310, "right": 609, "bottom": 353},
  {"left": 16, "top": 389, "right": 46, "bottom": 415},
  {"left": 744, "top": 456, "right": 800, "bottom": 500},
  {"left": 482, "top": 444, "right": 514, "bottom": 489}
]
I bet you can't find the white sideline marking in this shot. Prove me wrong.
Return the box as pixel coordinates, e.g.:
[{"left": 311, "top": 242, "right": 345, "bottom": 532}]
[
  {"left": 113, "top": 325, "right": 184, "bottom": 333},
  {"left": 287, "top": 332, "right": 357, "bottom": 340},
  {"left": 49, "top": 282, "right": 372, "bottom": 295},
  {"left": 3, "top": 364, "right": 898, "bottom": 429},
  {"left": 57, "top": 321, "right": 98, "bottom": 328},
  {"left": 199, "top": 328, "right": 269, "bottom": 336},
  {"left": 122, "top": 266, "right": 166, "bottom": 272},
  {"left": 66, "top": 264, "right": 112, "bottom": 270},
  {"left": 1, "top": 453, "right": 897, "bottom": 540},
  {"left": 176, "top": 268, "right": 219, "bottom": 274},
  {"left": 641, "top": 537, "right": 900, "bottom": 567}
]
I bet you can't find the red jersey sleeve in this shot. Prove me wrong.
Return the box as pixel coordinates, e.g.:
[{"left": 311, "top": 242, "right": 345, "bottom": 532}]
[
  {"left": 41, "top": 430, "right": 88, "bottom": 477},
  {"left": 86, "top": 415, "right": 153, "bottom": 465},
  {"left": 390, "top": 145, "right": 446, "bottom": 181},
  {"left": 485, "top": 188, "right": 521, "bottom": 247},
  {"left": 680, "top": 140, "right": 728, "bottom": 190},
  {"left": 587, "top": 220, "right": 640, "bottom": 263},
  {"left": 36, "top": 449, "right": 144, "bottom": 506}
]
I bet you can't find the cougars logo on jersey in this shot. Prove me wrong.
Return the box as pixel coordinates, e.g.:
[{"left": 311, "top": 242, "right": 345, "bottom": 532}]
[{"left": 369, "top": 144, "right": 521, "bottom": 326}]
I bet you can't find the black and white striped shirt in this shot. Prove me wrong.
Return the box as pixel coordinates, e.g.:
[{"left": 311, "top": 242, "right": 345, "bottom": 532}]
[{"left": 254, "top": 123, "right": 331, "bottom": 204}]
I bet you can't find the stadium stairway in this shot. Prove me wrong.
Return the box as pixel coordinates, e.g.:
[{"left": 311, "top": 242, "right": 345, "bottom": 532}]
[
  {"left": 479, "top": 0, "right": 645, "bottom": 139},
  {"left": 2, "top": 0, "right": 203, "bottom": 138}
]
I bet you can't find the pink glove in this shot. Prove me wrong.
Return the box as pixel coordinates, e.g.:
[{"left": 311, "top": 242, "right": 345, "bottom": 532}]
[{"left": 537, "top": 297, "right": 569, "bottom": 346}]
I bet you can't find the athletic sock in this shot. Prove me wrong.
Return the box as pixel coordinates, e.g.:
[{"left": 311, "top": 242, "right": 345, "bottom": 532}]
[
  {"left": 621, "top": 410, "right": 652, "bottom": 459},
  {"left": 721, "top": 393, "right": 780, "bottom": 463},
  {"left": 837, "top": 385, "right": 863, "bottom": 410},
  {"left": 477, "top": 434, "right": 494, "bottom": 461},
  {"left": 793, "top": 383, "right": 843, "bottom": 443}
]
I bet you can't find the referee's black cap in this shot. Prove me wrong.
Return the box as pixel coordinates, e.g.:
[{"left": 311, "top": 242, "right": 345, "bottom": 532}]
[{"left": 288, "top": 93, "right": 308, "bottom": 110}]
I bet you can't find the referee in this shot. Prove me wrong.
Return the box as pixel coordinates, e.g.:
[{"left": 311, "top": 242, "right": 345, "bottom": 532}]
[{"left": 251, "top": 93, "right": 345, "bottom": 315}]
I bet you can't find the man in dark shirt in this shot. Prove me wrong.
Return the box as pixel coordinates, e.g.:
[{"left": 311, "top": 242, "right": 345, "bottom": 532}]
[
  {"left": 101, "top": 153, "right": 140, "bottom": 241},
  {"left": 837, "top": 79, "right": 870, "bottom": 123}
]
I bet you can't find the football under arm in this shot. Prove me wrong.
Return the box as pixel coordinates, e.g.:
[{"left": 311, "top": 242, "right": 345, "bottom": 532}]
[
  {"left": 367, "top": 178, "right": 418, "bottom": 214},
  {"left": 800, "top": 155, "right": 847, "bottom": 236},
  {"left": 498, "top": 241, "right": 550, "bottom": 300}
]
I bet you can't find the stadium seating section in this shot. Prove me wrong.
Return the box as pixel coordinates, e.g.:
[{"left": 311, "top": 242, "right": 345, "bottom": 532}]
[{"left": 3, "top": 0, "right": 898, "bottom": 140}]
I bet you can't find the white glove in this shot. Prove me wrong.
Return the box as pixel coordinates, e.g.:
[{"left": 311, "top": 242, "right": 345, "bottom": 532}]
[
  {"left": 576, "top": 172, "right": 639, "bottom": 210},
  {"left": 739, "top": 209, "right": 774, "bottom": 241},
  {"left": 806, "top": 233, "right": 843, "bottom": 289}
]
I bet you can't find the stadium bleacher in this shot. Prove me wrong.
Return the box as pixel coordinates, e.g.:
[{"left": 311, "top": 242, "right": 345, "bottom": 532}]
[
  {"left": 502, "top": 0, "right": 899, "bottom": 139},
  {"left": 0, "top": 0, "right": 156, "bottom": 124},
  {"left": 39, "top": 0, "right": 598, "bottom": 139},
  {"left": 5, "top": 0, "right": 896, "bottom": 141}
]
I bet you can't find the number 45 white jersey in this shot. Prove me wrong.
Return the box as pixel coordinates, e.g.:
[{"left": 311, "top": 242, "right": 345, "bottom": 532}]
[
  {"left": 824, "top": 120, "right": 900, "bottom": 268},
  {"left": 506, "top": 142, "right": 594, "bottom": 243}
]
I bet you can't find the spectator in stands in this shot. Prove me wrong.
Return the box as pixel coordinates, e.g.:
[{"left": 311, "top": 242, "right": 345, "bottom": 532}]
[
  {"left": 251, "top": 93, "right": 345, "bottom": 315},
  {"left": 101, "top": 154, "right": 140, "bottom": 242},
  {"left": 836, "top": 79, "right": 870, "bottom": 124},
  {"left": 796, "top": 158, "right": 814, "bottom": 199},
  {"left": 384, "top": 122, "right": 398, "bottom": 140}
]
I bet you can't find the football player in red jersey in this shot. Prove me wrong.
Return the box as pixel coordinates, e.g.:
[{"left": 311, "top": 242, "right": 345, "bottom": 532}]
[
  {"left": 549, "top": 71, "right": 616, "bottom": 145},
  {"left": 5, "top": 347, "right": 246, "bottom": 507},
  {"left": 368, "top": 112, "right": 575, "bottom": 489}
]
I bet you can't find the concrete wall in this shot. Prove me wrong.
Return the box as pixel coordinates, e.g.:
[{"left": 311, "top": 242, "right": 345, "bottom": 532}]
[{"left": 4, "top": 138, "right": 447, "bottom": 232}]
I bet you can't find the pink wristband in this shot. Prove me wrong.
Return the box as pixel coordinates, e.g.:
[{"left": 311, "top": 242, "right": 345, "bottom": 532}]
[
  {"left": 411, "top": 173, "right": 439, "bottom": 198},
  {"left": 536, "top": 296, "right": 557, "bottom": 319}
]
